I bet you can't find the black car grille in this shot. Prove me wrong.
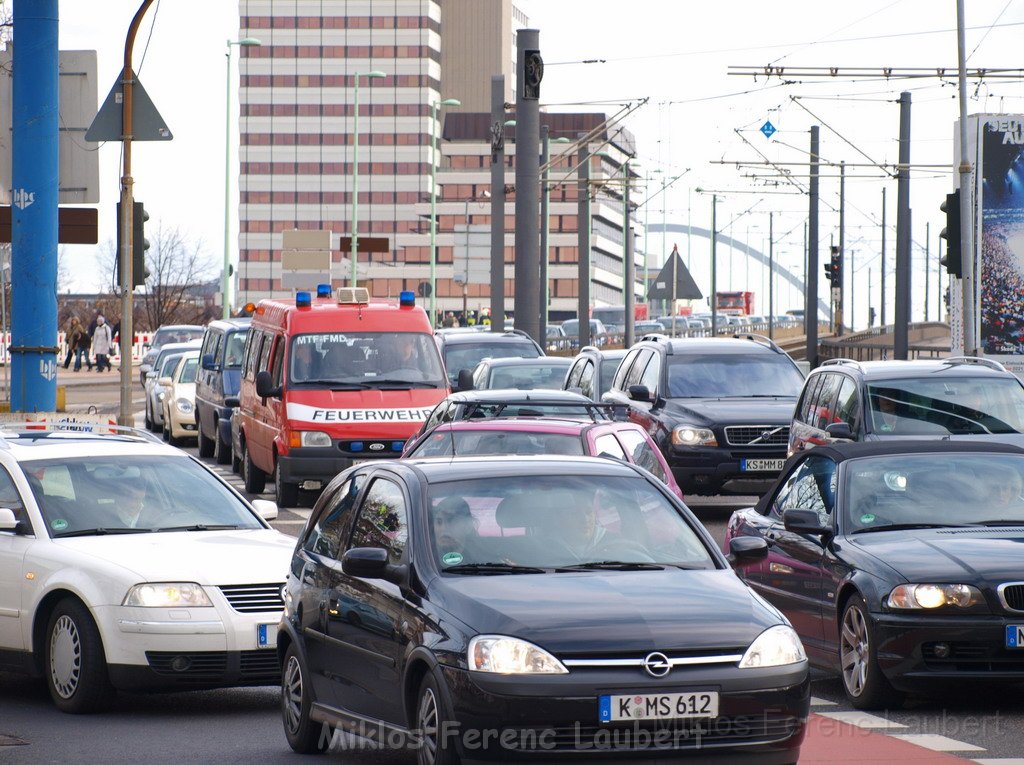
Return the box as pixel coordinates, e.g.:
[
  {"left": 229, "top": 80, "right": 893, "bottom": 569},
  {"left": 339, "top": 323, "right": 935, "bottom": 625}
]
[
  {"left": 218, "top": 583, "right": 285, "bottom": 613},
  {"left": 1001, "top": 584, "right": 1024, "bottom": 612},
  {"left": 922, "top": 642, "right": 1024, "bottom": 672},
  {"left": 501, "top": 715, "right": 801, "bottom": 752},
  {"left": 724, "top": 425, "right": 789, "bottom": 446},
  {"left": 145, "top": 650, "right": 280, "bottom": 681}
]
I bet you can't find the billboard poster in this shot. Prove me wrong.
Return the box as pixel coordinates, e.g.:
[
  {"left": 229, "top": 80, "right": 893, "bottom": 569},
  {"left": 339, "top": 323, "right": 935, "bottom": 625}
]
[{"left": 978, "top": 115, "right": 1024, "bottom": 370}]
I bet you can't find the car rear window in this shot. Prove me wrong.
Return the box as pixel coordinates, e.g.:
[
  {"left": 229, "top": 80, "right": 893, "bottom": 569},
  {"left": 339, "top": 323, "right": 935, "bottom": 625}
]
[
  {"left": 410, "top": 429, "right": 585, "bottom": 457},
  {"left": 444, "top": 342, "right": 541, "bottom": 382},
  {"left": 487, "top": 362, "right": 570, "bottom": 390}
]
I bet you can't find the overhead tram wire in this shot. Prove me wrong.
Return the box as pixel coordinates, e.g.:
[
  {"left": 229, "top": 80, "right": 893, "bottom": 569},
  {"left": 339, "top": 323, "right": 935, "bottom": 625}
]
[{"left": 788, "top": 95, "right": 894, "bottom": 178}]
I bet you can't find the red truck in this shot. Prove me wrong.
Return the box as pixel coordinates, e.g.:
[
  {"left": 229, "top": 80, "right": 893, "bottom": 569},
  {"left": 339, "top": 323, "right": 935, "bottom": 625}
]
[{"left": 715, "top": 291, "right": 755, "bottom": 315}]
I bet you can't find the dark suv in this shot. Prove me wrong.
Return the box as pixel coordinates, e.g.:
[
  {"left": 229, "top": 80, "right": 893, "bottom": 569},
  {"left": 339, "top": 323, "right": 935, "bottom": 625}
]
[
  {"left": 435, "top": 329, "right": 544, "bottom": 391},
  {"left": 195, "top": 318, "right": 251, "bottom": 464},
  {"left": 788, "top": 356, "right": 1024, "bottom": 454},
  {"left": 603, "top": 335, "right": 805, "bottom": 495}
]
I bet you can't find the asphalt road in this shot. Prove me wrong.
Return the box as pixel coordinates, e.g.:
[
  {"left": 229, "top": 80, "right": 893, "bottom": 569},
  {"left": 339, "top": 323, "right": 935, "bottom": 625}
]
[{"left": 2, "top": 377, "right": 1022, "bottom": 763}]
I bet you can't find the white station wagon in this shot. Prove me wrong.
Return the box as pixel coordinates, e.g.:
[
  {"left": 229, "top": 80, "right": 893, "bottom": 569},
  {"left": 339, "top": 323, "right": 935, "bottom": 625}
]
[{"left": 0, "top": 426, "right": 294, "bottom": 713}]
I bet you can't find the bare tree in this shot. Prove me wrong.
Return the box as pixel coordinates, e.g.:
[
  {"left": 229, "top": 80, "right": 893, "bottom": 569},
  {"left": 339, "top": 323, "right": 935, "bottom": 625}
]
[
  {"left": 93, "top": 239, "right": 119, "bottom": 293},
  {"left": 139, "top": 221, "right": 217, "bottom": 328}
]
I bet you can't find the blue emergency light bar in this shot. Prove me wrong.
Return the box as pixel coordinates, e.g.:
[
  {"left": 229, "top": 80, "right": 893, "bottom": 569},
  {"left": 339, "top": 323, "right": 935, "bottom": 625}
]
[
  {"left": 316, "top": 283, "right": 332, "bottom": 298},
  {"left": 399, "top": 290, "right": 416, "bottom": 307},
  {"left": 296, "top": 292, "right": 312, "bottom": 308}
]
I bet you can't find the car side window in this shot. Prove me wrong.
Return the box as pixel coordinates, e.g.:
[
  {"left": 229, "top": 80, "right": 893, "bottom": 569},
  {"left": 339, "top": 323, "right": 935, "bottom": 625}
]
[
  {"left": 472, "top": 363, "right": 487, "bottom": 389},
  {"left": 777, "top": 456, "right": 837, "bottom": 523},
  {"left": 303, "top": 474, "right": 365, "bottom": 560},
  {"left": 834, "top": 377, "right": 860, "bottom": 431},
  {"left": 594, "top": 433, "right": 627, "bottom": 461},
  {"left": 813, "top": 374, "right": 843, "bottom": 430},
  {"left": 797, "top": 374, "right": 823, "bottom": 424},
  {"left": 209, "top": 332, "right": 223, "bottom": 368},
  {"left": 258, "top": 332, "right": 275, "bottom": 374},
  {"left": 0, "top": 466, "right": 29, "bottom": 532},
  {"left": 422, "top": 403, "right": 445, "bottom": 433},
  {"left": 200, "top": 330, "right": 217, "bottom": 361},
  {"left": 565, "top": 359, "right": 584, "bottom": 390},
  {"left": 639, "top": 353, "right": 660, "bottom": 395},
  {"left": 624, "top": 350, "right": 653, "bottom": 389},
  {"left": 347, "top": 478, "right": 409, "bottom": 564},
  {"left": 612, "top": 349, "right": 639, "bottom": 391},
  {"left": 270, "top": 337, "right": 286, "bottom": 388},
  {"left": 579, "top": 360, "right": 595, "bottom": 399},
  {"left": 616, "top": 429, "right": 666, "bottom": 481},
  {"left": 242, "top": 330, "right": 262, "bottom": 380}
]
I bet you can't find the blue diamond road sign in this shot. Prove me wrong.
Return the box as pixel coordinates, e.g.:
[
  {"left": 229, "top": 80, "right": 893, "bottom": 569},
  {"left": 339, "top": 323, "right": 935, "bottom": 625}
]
[{"left": 760, "top": 120, "right": 777, "bottom": 139}]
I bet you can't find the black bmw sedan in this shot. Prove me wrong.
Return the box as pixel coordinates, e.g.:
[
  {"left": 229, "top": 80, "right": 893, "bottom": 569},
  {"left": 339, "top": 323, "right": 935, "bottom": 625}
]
[
  {"left": 278, "top": 456, "right": 809, "bottom": 763},
  {"left": 725, "top": 440, "right": 1024, "bottom": 710}
]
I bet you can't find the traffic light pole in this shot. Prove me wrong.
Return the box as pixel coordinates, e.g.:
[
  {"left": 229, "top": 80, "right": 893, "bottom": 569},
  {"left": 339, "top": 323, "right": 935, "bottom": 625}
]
[
  {"left": 956, "top": 0, "right": 977, "bottom": 356},
  {"left": 118, "top": 0, "right": 156, "bottom": 427},
  {"left": 837, "top": 162, "right": 845, "bottom": 336}
]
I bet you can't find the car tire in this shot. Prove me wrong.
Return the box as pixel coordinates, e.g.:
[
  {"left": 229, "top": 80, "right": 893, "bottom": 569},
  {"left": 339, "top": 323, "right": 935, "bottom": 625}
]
[
  {"left": 282, "top": 643, "right": 331, "bottom": 753},
  {"left": 416, "top": 672, "right": 460, "bottom": 765},
  {"left": 231, "top": 445, "right": 242, "bottom": 474},
  {"left": 840, "top": 594, "right": 904, "bottom": 710},
  {"left": 44, "top": 597, "right": 115, "bottom": 714},
  {"left": 144, "top": 406, "right": 153, "bottom": 431},
  {"left": 243, "top": 443, "right": 266, "bottom": 494},
  {"left": 197, "top": 425, "right": 215, "bottom": 458},
  {"left": 214, "top": 423, "right": 232, "bottom": 465},
  {"left": 275, "top": 460, "right": 299, "bottom": 508}
]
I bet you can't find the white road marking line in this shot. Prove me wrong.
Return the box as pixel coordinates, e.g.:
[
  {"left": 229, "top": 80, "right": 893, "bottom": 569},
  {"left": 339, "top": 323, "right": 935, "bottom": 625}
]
[
  {"left": 890, "top": 734, "right": 985, "bottom": 752},
  {"left": 817, "top": 711, "right": 908, "bottom": 729},
  {"left": 974, "top": 760, "right": 1024, "bottom": 764},
  {"left": 809, "top": 696, "right": 837, "bottom": 707}
]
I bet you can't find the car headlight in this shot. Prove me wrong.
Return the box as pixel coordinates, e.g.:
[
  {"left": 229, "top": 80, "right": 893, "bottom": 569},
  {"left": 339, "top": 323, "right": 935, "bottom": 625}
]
[
  {"left": 175, "top": 398, "right": 194, "bottom": 414},
  {"left": 739, "top": 625, "right": 806, "bottom": 668},
  {"left": 123, "top": 582, "right": 213, "bottom": 608},
  {"left": 887, "top": 583, "right": 983, "bottom": 610},
  {"left": 468, "top": 635, "right": 568, "bottom": 674},
  {"left": 300, "top": 430, "right": 331, "bottom": 447},
  {"left": 157, "top": 390, "right": 165, "bottom": 402},
  {"left": 671, "top": 425, "right": 717, "bottom": 446}
]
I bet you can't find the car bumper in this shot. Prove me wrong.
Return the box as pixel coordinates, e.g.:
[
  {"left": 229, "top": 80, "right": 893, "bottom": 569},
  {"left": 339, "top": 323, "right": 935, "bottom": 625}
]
[
  {"left": 667, "top": 446, "right": 788, "bottom": 495},
  {"left": 278, "top": 448, "right": 398, "bottom": 488},
  {"left": 872, "top": 611, "right": 1024, "bottom": 690},
  {"left": 435, "top": 662, "right": 809, "bottom": 763},
  {"left": 167, "top": 407, "right": 198, "bottom": 438},
  {"left": 93, "top": 602, "right": 283, "bottom": 691}
]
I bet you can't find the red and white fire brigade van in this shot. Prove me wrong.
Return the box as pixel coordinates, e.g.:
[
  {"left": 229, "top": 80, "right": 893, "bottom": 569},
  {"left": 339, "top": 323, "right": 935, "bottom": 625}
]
[{"left": 234, "top": 287, "right": 449, "bottom": 506}]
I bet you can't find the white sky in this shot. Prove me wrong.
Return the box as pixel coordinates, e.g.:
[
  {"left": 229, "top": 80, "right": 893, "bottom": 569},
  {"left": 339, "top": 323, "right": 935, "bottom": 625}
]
[{"left": 51, "top": 0, "right": 1024, "bottom": 326}]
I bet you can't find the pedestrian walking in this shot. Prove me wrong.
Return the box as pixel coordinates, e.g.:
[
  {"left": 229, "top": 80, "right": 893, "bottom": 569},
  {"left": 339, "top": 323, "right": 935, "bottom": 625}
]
[
  {"left": 63, "top": 316, "right": 85, "bottom": 369},
  {"left": 91, "top": 315, "right": 114, "bottom": 372}
]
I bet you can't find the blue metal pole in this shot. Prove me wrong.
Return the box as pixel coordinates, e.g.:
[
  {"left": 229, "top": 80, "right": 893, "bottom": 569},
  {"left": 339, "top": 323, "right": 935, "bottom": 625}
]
[{"left": 11, "top": 0, "right": 59, "bottom": 412}]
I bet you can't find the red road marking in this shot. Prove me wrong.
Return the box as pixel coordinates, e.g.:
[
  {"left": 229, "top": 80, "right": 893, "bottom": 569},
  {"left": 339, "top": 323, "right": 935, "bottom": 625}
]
[{"left": 800, "top": 714, "right": 970, "bottom": 763}]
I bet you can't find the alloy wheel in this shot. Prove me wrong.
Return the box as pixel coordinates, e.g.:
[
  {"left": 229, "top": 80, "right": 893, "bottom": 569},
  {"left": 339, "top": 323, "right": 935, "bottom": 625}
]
[
  {"left": 840, "top": 603, "right": 869, "bottom": 697},
  {"left": 282, "top": 654, "right": 303, "bottom": 735},
  {"left": 417, "top": 687, "right": 439, "bottom": 765},
  {"left": 49, "top": 614, "right": 82, "bottom": 699}
]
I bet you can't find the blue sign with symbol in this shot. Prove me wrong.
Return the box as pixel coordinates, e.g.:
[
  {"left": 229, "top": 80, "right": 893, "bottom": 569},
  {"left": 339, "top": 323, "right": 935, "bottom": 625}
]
[{"left": 760, "top": 120, "right": 777, "bottom": 139}]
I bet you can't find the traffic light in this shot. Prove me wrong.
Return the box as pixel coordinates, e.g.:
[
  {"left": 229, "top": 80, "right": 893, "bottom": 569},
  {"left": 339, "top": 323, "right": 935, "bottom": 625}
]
[
  {"left": 939, "top": 190, "right": 962, "bottom": 278},
  {"left": 824, "top": 245, "right": 842, "bottom": 286},
  {"left": 116, "top": 201, "right": 150, "bottom": 288}
]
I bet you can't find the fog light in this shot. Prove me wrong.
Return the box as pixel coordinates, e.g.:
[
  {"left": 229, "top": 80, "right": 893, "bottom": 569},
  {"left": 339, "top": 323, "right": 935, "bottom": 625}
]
[
  {"left": 300, "top": 480, "right": 322, "bottom": 491},
  {"left": 932, "top": 642, "right": 951, "bottom": 659},
  {"left": 170, "top": 655, "right": 192, "bottom": 672}
]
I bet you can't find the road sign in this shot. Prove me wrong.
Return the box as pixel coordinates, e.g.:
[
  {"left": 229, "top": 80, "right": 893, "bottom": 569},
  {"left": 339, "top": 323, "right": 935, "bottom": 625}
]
[
  {"left": 0, "top": 205, "right": 98, "bottom": 244},
  {"left": 86, "top": 69, "right": 172, "bottom": 142},
  {"left": 647, "top": 249, "right": 703, "bottom": 301},
  {"left": 760, "top": 120, "right": 777, "bottom": 139}
]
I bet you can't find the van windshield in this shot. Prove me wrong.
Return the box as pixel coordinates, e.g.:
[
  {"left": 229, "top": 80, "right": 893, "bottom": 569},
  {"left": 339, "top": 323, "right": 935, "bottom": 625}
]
[
  {"left": 290, "top": 332, "right": 446, "bottom": 388},
  {"left": 223, "top": 331, "right": 248, "bottom": 368}
]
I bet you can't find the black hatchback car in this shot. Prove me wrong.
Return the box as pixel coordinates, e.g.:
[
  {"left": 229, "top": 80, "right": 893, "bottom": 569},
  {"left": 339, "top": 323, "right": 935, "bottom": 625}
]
[
  {"left": 603, "top": 336, "right": 805, "bottom": 496},
  {"left": 279, "top": 457, "right": 809, "bottom": 762},
  {"left": 435, "top": 329, "right": 544, "bottom": 392},
  {"left": 726, "top": 440, "right": 1024, "bottom": 709}
]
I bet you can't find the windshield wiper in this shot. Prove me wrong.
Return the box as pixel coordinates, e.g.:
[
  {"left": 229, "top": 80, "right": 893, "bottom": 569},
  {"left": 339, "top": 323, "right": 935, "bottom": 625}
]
[
  {"left": 156, "top": 524, "right": 241, "bottom": 533},
  {"left": 973, "top": 519, "right": 1024, "bottom": 527},
  {"left": 362, "top": 379, "right": 443, "bottom": 389},
  {"left": 54, "top": 527, "right": 153, "bottom": 538},
  {"left": 444, "top": 562, "right": 546, "bottom": 575},
  {"left": 852, "top": 522, "right": 971, "bottom": 534},
  {"left": 556, "top": 561, "right": 665, "bottom": 571}
]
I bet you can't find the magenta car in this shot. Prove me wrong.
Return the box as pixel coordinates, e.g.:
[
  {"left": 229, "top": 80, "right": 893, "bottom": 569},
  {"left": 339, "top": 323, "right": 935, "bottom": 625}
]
[{"left": 404, "top": 417, "right": 685, "bottom": 500}]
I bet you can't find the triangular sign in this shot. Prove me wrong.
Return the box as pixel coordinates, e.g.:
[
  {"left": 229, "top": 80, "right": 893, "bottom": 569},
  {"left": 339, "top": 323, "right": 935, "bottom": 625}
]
[
  {"left": 85, "top": 69, "right": 173, "bottom": 142},
  {"left": 647, "top": 245, "right": 703, "bottom": 300}
]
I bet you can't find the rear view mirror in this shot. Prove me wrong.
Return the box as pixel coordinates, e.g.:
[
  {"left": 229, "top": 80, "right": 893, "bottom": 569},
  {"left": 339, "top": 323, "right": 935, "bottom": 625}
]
[
  {"left": 456, "top": 368, "right": 475, "bottom": 392},
  {"left": 825, "top": 422, "right": 855, "bottom": 441},
  {"left": 627, "top": 385, "right": 651, "bottom": 402}
]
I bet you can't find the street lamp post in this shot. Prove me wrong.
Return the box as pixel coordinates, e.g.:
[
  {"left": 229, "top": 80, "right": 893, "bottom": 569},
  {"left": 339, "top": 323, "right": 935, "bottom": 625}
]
[
  {"left": 223, "top": 37, "right": 260, "bottom": 318},
  {"left": 350, "top": 70, "right": 387, "bottom": 287},
  {"left": 429, "top": 97, "right": 462, "bottom": 326},
  {"left": 461, "top": 191, "right": 490, "bottom": 321}
]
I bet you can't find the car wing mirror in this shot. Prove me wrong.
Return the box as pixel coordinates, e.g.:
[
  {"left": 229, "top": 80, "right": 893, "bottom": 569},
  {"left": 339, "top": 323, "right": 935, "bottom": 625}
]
[
  {"left": 158, "top": 376, "right": 173, "bottom": 387},
  {"left": 251, "top": 499, "right": 278, "bottom": 521},
  {"left": 783, "top": 508, "right": 833, "bottom": 537},
  {"left": 0, "top": 507, "right": 18, "bottom": 532},
  {"left": 202, "top": 353, "right": 220, "bottom": 371},
  {"left": 627, "top": 384, "right": 652, "bottom": 403},
  {"left": 255, "top": 370, "right": 281, "bottom": 400},
  {"left": 728, "top": 536, "right": 768, "bottom": 565},
  {"left": 456, "top": 368, "right": 475, "bottom": 392},
  {"left": 224, "top": 396, "right": 240, "bottom": 408},
  {"left": 825, "top": 422, "right": 855, "bottom": 441},
  {"left": 342, "top": 547, "right": 406, "bottom": 584}
]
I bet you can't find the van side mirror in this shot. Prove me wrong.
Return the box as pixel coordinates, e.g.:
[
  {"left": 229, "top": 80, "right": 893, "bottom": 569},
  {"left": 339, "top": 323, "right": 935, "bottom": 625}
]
[
  {"left": 456, "top": 368, "right": 475, "bottom": 392},
  {"left": 255, "top": 370, "right": 281, "bottom": 399},
  {"left": 627, "top": 384, "right": 652, "bottom": 402},
  {"left": 202, "top": 353, "right": 219, "bottom": 371},
  {"left": 825, "top": 422, "right": 855, "bottom": 441}
]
